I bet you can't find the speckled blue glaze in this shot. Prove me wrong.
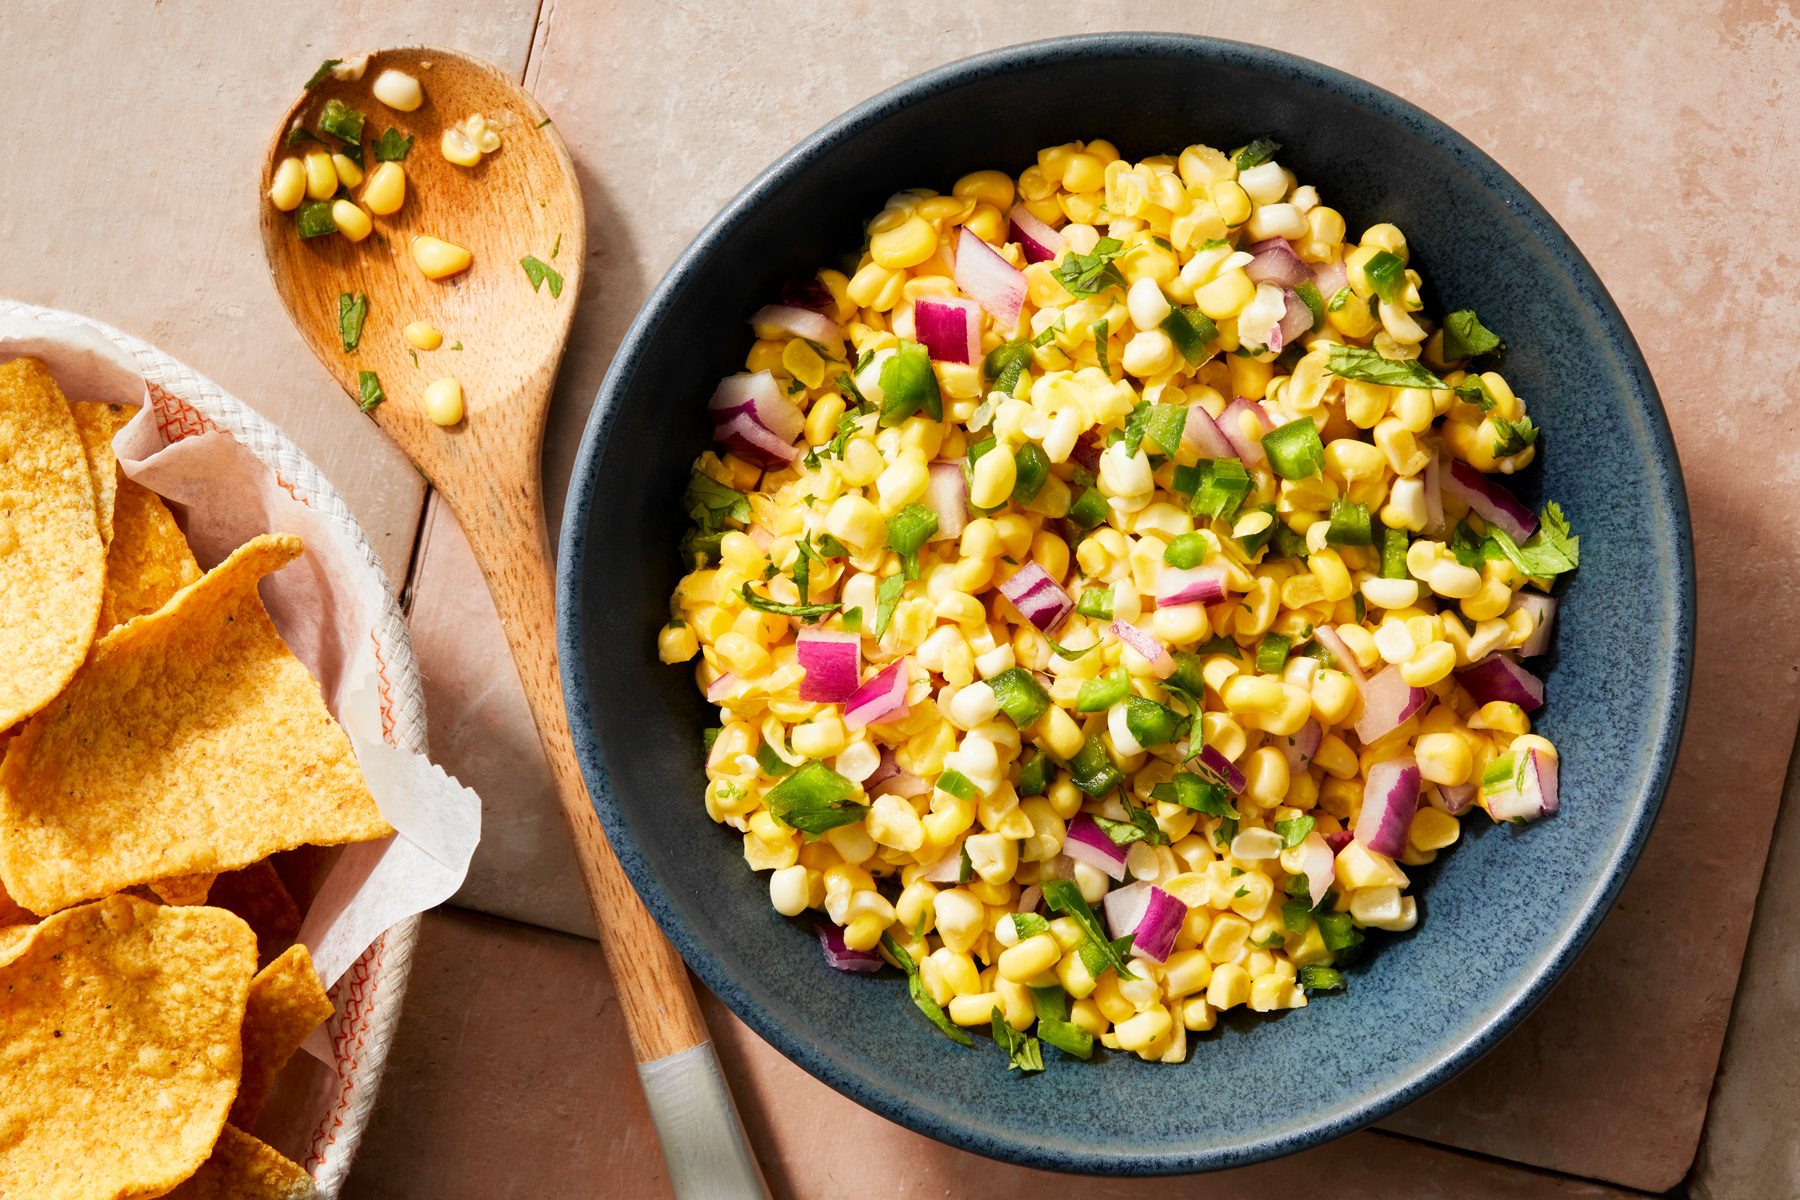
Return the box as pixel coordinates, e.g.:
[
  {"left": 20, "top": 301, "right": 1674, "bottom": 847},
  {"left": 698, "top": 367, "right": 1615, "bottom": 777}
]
[{"left": 557, "top": 34, "right": 1693, "bottom": 1175}]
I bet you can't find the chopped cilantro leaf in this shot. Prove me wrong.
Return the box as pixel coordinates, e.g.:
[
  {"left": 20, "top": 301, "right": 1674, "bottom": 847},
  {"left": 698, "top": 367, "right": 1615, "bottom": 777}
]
[
  {"left": 1052, "top": 237, "right": 1128, "bottom": 299},
  {"left": 1234, "top": 136, "right": 1281, "bottom": 171},
  {"left": 739, "top": 584, "right": 837, "bottom": 623},
  {"left": 1326, "top": 345, "right": 1446, "bottom": 390},
  {"left": 990, "top": 1006, "right": 1045, "bottom": 1073},
  {"left": 1492, "top": 414, "right": 1539, "bottom": 457},
  {"left": 356, "top": 370, "right": 384, "bottom": 413},
  {"left": 337, "top": 292, "right": 368, "bottom": 352},
  {"left": 883, "top": 934, "right": 973, "bottom": 1046},
  {"left": 1488, "top": 501, "right": 1580, "bottom": 578},
  {"left": 1441, "top": 309, "right": 1504, "bottom": 360},
  {"left": 371, "top": 128, "right": 414, "bottom": 162},
  {"left": 874, "top": 574, "right": 906, "bottom": 639},
  {"left": 521, "top": 255, "right": 565, "bottom": 298}
]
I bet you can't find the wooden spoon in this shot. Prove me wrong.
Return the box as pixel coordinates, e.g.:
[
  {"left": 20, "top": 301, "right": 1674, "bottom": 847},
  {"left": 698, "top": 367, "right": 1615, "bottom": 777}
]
[{"left": 258, "top": 48, "right": 767, "bottom": 1198}]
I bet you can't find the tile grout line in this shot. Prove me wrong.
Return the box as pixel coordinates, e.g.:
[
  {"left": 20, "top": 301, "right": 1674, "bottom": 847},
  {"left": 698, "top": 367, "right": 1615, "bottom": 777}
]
[{"left": 1373, "top": 1127, "right": 1663, "bottom": 1197}]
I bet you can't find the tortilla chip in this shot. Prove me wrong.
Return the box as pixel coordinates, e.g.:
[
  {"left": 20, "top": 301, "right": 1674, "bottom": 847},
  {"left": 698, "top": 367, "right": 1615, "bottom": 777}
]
[
  {"left": 67, "top": 400, "right": 132, "bottom": 550},
  {"left": 0, "top": 876, "right": 30, "bottom": 929},
  {"left": 0, "top": 895, "right": 257, "bottom": 1199},
  {"left": 151, "top": 872, "right": 217, "bottom": 906},
  {"left": 230, "top": 943, "right": 334, "bottom": 1128},
  {"left": 99, "top": 473, "right": 201, "bottom": 630},
  {"left": 0, "top": 357, "right": 106, "bottom": 730},
  {"left": 208, "top": 859, "right": 303, "bottom": 968},
  {"left": 0, "top": 533, "right": 394, "bottom": 914},
  {"left": 164, "top": 1126, "right": 316, "bottom": 1200}
]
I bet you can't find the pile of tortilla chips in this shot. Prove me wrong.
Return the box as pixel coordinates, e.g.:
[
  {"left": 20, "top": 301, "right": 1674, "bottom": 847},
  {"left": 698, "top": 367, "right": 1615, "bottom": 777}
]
[{"left": 0, "top": 358, "right": 397, "bottom": 1197}]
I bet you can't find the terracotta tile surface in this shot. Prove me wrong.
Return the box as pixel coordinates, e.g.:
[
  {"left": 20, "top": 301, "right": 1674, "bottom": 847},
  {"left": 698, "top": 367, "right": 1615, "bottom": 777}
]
[
  {"left": 0, "top": 1, "right": 544, "bottom": 579},
  {"left": 415, "top": 1, "right": 1800, "bottom": 1191},
  {"left": 345, "top": 908, "right": 1651, "bottom": 1199}
]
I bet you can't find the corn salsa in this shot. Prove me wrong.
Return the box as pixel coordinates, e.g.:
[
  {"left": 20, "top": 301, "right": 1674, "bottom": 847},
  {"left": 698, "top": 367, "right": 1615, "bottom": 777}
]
[{"left": 663, "top": 136, "right": 1577, "bottom": 1069}]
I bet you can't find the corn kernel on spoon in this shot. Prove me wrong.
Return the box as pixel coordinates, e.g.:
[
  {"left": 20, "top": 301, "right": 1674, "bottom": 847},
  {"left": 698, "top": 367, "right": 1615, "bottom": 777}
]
[{"left": 257, "top": 47, "right": 767, "bottom": 1198}]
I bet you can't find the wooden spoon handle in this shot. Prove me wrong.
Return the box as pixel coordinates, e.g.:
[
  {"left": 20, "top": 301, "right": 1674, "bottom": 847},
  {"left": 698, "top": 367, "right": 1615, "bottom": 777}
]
[{"left": 445, "top": 464, "right": 768, "bottom": 1197}]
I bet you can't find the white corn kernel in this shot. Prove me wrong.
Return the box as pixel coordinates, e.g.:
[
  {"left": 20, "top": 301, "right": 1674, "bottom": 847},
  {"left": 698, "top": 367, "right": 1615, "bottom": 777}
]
[
  {"left": 1127, "top": 277, "right": 1173, "bottom": 331},
  {"left": 769, "top": 866, "right": 810, "bottom": 916},
  {"left": 1361, "top": 577, "right": 1420, "bottom": 611},
  {"left": 424, "top": 377, "right": 464, "bottom": 426},
  {"left": 371, "top": 68, "right": 424, "bottom": 112}
]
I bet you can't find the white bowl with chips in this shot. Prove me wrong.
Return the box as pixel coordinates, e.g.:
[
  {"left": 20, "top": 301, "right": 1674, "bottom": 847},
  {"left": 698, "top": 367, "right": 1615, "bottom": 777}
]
[{"left": 0, "top": 300, "right": 469, "bottom": 1198}]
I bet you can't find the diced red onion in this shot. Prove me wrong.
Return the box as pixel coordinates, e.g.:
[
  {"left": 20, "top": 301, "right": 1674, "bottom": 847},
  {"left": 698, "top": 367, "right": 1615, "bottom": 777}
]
[
  {"left": 913, "top": 296, "right": 982, "bottom": 365},
  {"left": 1312, "top": 625, "right": 1367, "bottom": 688},
  {"left": 1456, "top": 654, "right": 1545, "bottom": 712},
  {"left": 1103, "top": 881, "right": 1149, "bottom": 937},
  {"left": 844, "top": 659, "right": 909, "bottom": 728},
  {"left": 751, "top": 304, "right": 842, "bottom": 349},
  {"left": 1279, "top": 719, "right": 1322, "bottom": 776},
  {"left": 953, "top": 226, "right": 1025, "bottom": 328},
  {"left": 1423, "top": 450, "right": 1446, "bottom": 535},
  {"left": 1312, "top": 257, "right": 1348, "bottom": 298},
  {"left": 1198, "top": 745, "right": 1246, "bottom": 794},
  {"left": 1324, "top": 829, "right": 1353, "bottom": 854},
  {"left": 1438, "top": 782, "right": 1478, "bottom": 815},
  {"left": 1277, "top": 288, "right": 1313, "bottom": 345},
  {"left": 1510, "top": 593, "right": 1558, "bottom": 658},
  {"left": 705, "top": 672, "right": 738, "bottom": 703},
  {"left": 1181, "top": 403, "right": 1236, "bottom": 459},
  {"left": 1353, "top": 664, "right": 1428, "bottom": 744},
  {"left": 1155, "top": 565, "right": 1227, "bottom": 608},
  {"left": 1444, "top": 459, "right": 1538, "bottom": 543},
  {"left": 1000, "top": 562, "right": 1074, "bottom": 634},
  {"left": 923, "top": 845, "right": 965, "bottom": 883},
  {"left": 1064, "top": 813, "right": 1128, "bottom": 882},
  {"left": 1111, "top": 620, "right": 1174, "bottom": 679},
  {"left": 1069, "top": 431, "right": 1103, "bottom": 474},
  {"left": 1484, "top": 747, "right": 1559, "bottom": 822},
  {"left": 1007, "top": 204, "right": 1065, "bottom": 264},
  {"left": 818, "top": 923, "right": 884, "bottom": 973},
  {"left": 708, "top": 371, "right": 804, "bottom": 442},
  {"left": 870, "top": 770, "right": 930, "bottom": 799},
  {"left": 866, "top": 746, "right": 899, "bottom": 788},
  {"left": 924, "top": 460, "right": 968, "bottom": 542},
  {"left": 797, "top": 630, "right": 861, "bottom": 703},
  {"left": 779, "top": 276, "right": 835, "bottom": 314},
  {"left": 1016, "top": 884, "right": 1043, "bottom": 915},
  {"left": 1102, "top": 883, "right": 1186, "bottom": 963},
  {"left": 1297, "top": 832, "right": 1335, "bottom": 907},
  {"left": 715, "top": 411, "right": 799, "bottom": 468},
  {"left": 1355, "top": 757, "right": 1421, "bottom": 858},
  {"left": 1245, "top": 237, "right": 1312, "bottom": 289},
  {"left": 1220, "top": 397, "right": 1271, "bottom": 467}
]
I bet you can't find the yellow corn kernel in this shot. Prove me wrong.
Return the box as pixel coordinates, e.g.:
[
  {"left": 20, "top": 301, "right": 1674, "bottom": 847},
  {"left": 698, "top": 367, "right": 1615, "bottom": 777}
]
[
  {"left": 1030, "top": 530, "right": 1070, "bottom": 583},
  {"left": 329, "top": 199, "right": 372, "bottom": 244},
  {"left": 330, "top": 152, "right": 365, "bottom": 190},
  {"left": 657, "top": 622, "right": 697, "bottom": 663},
  {"left": 946, "top": 992, "right": 1005, "bottom": 1027},
  {"left": 268, "top": 157, "right": 307, "bottom": 211},
  {"left": 1211, "top": 180, "right": 1252, "bottom": 227},
  {"left": 1334, "top": 840, "right": 1409, "bottom": 890},
  {"left": 1093, "top": 973, "right": 1136, "bottom": 1024},
  {"left": 1310, "top": 670, "right": 1356, "bottom": 726},
  {"left": 1203, "top": 913, "right": 1251, "bottom": 963},
  {"left": 411, "top": 235, "right": 473, "bottom": 281},
  {"left": 1410, "top": 806, "right": 1462, "bottom": 852},
  {"left": 998, "top": 933, "right": 1061, "bottom": 983},
  {"left": 403, "top": 320, "right": 443, "bottom": 351},
  {"left": 1400, "top": 641, "right": 1455, "bottom": 687},
  {"left": 1161, "top": 949, "right": 1213, "bottom": 998},
  {"left": 1194, "top": 269, "right": 1255, "bottom": 320},
  {"left": 1361, "top": 223, "right": 1408, "bottom": 261},
  {"left": 1242, "top": 746, "right": 1291, "bottom": 808},
  {"left": 1470, "top": 700, "right": 1530, "bottom": 736},
  {"left": 871, "top": 215, "right": 939, "bottom": 269},
  {"left": 1415, "top": 731, "right": 1472, "bottom": 786},
  {"left": 994, "top": 513, "right": 1035, "bottom": 559},
  {"left": 969, "top": 445, "right": 1018, "bottom": 509},
  {"left": 825, "top": 495, "right": 885, "bottom": 552},
  {"left": 441, "top": 124, "right": 483, "bottom": 166},
  {"left": 954, "top": 169, "right": 1015, "bottom": 210},
  {"left": 803, "top": 392, "right": 847, "bottom": 448},
  {"left": 422, "top": 376, "right": 464, "bottom": 426},
  {"left": 1115, "top": 1005, "right": 1173, "bottom": 1054},
  {"left": 1222, "top": 674, "right": 1284, "bottom": 717},
  {"left": 1206, "top": 962, "right": 1252, "bottom": 1010},
  {"left": 302, "top": 150, "right": 337, "bottom": 200},
  {"left": 1461, "top": 576, "right": 1514, "bottom": 622}
]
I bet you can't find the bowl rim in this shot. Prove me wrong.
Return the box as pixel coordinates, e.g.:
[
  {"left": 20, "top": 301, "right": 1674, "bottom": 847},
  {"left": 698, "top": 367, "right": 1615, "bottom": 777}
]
[{"left": 558, "top": 31, "right": 1695, "bottom": 1175}]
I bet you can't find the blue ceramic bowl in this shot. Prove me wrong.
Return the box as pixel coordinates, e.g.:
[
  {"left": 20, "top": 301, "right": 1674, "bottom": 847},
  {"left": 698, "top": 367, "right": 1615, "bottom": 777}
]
[{"left": 559, "top": 33, "right": 1693, "bottom": 1174}]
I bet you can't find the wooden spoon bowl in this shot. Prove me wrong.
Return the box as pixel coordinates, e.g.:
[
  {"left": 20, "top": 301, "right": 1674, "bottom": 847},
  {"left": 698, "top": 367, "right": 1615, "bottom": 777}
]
[{"left": 258, "top": 48, "right": 765, "bottom": 1198}]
